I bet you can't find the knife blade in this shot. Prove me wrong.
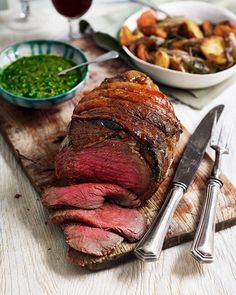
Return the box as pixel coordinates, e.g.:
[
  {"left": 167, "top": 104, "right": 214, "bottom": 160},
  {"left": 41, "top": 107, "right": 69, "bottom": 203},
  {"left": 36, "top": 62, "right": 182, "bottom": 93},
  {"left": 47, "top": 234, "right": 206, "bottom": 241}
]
[{"left": 134, "top": 104, "right": 224, "bottom": 262}]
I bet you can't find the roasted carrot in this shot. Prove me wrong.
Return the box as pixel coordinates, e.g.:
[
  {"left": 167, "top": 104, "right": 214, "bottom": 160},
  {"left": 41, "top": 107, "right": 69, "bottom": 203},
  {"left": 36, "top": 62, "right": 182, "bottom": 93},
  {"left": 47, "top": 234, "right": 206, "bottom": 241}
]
[
  {"left": 214, "top": 24, "right": 236, "bottom": 37},
  {"left": 137, "top": 10, "right": 157, "bottom": 28},
  {"left": 140, "top": 26, "right": 167, "bottom": 38},
  {"left": 202, "top": 20, "right": 213, "bottom": 36},
  {"left": 136, "top": 44, "right": 149, "bottom": 61}
]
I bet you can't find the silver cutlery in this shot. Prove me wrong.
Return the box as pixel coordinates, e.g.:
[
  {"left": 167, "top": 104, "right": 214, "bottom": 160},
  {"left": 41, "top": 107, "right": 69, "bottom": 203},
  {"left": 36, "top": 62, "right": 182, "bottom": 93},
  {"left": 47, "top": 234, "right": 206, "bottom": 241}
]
[
  {"left": 58, "top": 51, "right": 119, "bottom": 76},
  {"left": 134, "top": 105, "right": 224, "bottom": 262},
  {"left": 191, "top": 112, "right": 234, "bottom": 263}
]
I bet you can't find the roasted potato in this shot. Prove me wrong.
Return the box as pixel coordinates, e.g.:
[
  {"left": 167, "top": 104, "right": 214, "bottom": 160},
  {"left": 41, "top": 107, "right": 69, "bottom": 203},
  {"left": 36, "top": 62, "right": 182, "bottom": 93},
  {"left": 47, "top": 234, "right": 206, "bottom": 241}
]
[
  {"left": 153, "top": 50, "right": 170, "bottom": 68},
  {"left": 200, "top": 36, "right": 227, "bottom": 65},
  {"left": 180, "top": 20, "right": 204, "bottom": 39},
  {"left": 120, "top": 26, "right": 143, "bottom": 46}
]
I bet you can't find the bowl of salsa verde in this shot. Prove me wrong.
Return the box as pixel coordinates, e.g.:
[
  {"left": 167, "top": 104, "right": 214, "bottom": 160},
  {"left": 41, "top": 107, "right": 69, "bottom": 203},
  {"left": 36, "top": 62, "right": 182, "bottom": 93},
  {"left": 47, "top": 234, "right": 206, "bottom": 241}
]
[{"left": 0, "top": 40, "right": 88, "bottom": 108}]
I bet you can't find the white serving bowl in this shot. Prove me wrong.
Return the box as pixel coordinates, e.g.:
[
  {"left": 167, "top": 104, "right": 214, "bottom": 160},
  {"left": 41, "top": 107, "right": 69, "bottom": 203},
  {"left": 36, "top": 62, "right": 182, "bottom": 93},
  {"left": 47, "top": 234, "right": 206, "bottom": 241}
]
[{"left": 122, "top": 1, "right": 236, "bottom": 89}]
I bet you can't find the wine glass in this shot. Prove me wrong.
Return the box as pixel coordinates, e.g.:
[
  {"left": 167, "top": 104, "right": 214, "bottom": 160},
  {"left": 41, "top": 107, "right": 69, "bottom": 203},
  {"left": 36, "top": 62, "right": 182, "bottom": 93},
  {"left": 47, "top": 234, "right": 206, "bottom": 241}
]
[
  {"left": 51, "top": 0, "right": 93, "bottom": 39},
  {"left": 7, "top": 0, "right": 46, "bottom": 31}
]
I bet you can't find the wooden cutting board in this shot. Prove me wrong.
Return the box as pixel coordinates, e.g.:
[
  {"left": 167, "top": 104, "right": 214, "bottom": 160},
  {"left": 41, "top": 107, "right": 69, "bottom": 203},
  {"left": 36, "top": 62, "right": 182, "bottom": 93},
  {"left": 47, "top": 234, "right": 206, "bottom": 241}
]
[{"left": 0, "top": 37, "right": 235, "bottom": 270}]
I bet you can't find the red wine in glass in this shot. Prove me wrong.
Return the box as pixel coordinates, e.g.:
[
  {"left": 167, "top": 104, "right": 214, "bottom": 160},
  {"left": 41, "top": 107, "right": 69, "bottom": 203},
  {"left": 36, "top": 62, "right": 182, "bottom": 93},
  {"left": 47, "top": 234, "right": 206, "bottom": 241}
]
[{"left": 51, "top": 0, "right": 92, "bottom": 39}]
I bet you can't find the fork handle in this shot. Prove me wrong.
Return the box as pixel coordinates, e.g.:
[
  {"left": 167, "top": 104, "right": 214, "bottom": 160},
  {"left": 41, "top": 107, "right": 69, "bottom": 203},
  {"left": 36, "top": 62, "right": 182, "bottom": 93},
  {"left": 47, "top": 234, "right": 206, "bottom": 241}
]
[{"left": 191, "top": 178, "right": 223, "bottom": 263}]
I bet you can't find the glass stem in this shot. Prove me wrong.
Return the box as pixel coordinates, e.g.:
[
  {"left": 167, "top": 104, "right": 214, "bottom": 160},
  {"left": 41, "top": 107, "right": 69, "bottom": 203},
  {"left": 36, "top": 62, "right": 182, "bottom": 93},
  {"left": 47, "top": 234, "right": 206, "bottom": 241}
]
[
  {"left": 68, "top": 18, "right": 81, "bottom": 40},
  {"left": 68, "top": 18, "right": 74, "bottom": 40},
  {"left": 19, "top": 0, "right": 30, "bottom": 20}
]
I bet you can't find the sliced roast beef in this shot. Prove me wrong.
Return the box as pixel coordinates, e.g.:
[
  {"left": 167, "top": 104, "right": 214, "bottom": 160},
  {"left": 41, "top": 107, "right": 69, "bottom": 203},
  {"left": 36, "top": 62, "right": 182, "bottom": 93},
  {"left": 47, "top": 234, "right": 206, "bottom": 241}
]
[
  {"left": 50, "top": 203, "right": 147, "bottom": 242},
  {"left": 55, "top": 139, "right": 154, "bottom": 198},
  {"left": 43, "top": 70, "right": 182, "bottom": 264},
  {"left": 68, "top": 247, "right": 111, "bottom": 267},
  {"left": 68, "top": 247, "right": 108, "bottom": 267},
  {"left": 42, "top": 183, "right": 141, "bottom": 209},
  {"left": 63, "top": 223, "right": 123, "bottom": 256}
]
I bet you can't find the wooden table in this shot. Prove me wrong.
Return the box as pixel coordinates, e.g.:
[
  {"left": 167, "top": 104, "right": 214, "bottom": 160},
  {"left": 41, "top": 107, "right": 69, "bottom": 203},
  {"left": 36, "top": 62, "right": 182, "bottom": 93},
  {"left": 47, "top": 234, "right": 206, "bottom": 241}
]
[{"left": 0, "top": 1, "right": 235, "bottom": 294}]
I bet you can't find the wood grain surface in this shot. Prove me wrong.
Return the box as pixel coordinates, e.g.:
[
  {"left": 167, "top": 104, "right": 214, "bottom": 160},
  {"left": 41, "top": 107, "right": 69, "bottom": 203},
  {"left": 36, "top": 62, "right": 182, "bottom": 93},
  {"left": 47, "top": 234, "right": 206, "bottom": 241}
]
[{"left": 0, "top": 37, "right": 235, "bottom": 271}]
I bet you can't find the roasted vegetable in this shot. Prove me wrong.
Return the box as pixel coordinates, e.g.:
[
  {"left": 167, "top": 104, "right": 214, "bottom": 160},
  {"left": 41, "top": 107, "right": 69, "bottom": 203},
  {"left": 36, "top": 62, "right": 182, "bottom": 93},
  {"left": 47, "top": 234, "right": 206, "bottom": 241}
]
[
  {"left": 200, "top": 36, "right": 227, "bottom": 65},
  {"left": 224, "top": 32, "right": 236, "bottom": 64},
  {"left": 167, "top": 49, "right": 216, "bottom": 74},
  {"left": 214, "top": 21, "right": 236, "bottom": 37},
  {"left": 140, "top": 26, "right": 167, "bottom": 38},
  {"left": 170, "top": 55, "right": 186, "bottom": 72},
  {"left": 137, "top": 10, "right": 157, "bottom": 28},
  {"left": 157, "top": 17, "right": 186, "bottom": 30},
  {"left": 202, "top": 20, "right": 213, "bottom": 37},
  {"left": 136, "top": 44, "right": 150, "bottom": 61},
  {"left": 155, "top": 16, "right": 186, "bottom": 38},
  {"left": 180, "top": 20, "right": 204, "bottom": 39},
  {"left": 123, "top": 10, "right": 236, "bottom": 73},
  {"left": 153, "top": 50, "right": 170, "bottom": 68},
  {"left": 120, "top": 26, "right": 143, "bottom": 46},
  {"left": 170, "top": 38, "right": 202, "bottom": 55}
]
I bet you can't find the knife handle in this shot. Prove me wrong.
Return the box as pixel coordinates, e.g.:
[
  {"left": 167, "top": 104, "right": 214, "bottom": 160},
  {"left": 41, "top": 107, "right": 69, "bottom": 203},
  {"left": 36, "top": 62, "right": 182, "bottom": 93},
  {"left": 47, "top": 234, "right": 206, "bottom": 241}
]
[
  {"left": 134, "top": 183, "right": 186, "bottom": 262},
  {"left": 191, "top": 178, "right": 222, "bottom": 263}
]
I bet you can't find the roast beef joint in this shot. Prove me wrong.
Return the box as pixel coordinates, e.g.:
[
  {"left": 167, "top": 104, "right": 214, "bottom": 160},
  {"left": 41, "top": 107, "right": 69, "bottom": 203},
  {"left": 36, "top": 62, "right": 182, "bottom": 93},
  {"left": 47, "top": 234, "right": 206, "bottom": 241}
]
[{"left": 42, "top": 70, "right": 182, "bottom": 263}]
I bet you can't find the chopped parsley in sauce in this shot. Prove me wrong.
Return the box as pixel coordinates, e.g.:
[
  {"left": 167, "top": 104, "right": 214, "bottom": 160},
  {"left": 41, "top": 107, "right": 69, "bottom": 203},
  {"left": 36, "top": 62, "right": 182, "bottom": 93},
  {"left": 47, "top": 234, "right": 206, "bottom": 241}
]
[{"left": 0, "top": 54, "right": 82, "bottom": 98}]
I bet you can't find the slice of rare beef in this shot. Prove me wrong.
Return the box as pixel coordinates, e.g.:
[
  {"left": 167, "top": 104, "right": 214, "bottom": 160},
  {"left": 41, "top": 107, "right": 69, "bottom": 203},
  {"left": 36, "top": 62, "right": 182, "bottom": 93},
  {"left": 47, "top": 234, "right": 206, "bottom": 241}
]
[
  {"left": 63, "top": 223, "right": 123, "bottom": 256},
  {"left": 50, "top": 203, "right": 147, "bottom": 242},
  {"left": 42, "top": 183, "right": 141, "bottom": 209},
  {"left": 68, "top": 247, "right": 112, "bottom": 267},
  {"left": 55, "top": 139, "right": 153, "bottom": 198}
]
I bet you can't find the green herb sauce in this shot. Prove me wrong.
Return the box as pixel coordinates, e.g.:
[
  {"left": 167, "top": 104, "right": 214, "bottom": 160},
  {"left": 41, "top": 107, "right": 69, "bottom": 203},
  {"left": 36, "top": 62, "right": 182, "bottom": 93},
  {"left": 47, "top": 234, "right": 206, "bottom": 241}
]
[{"left": 0, "top": 54, "right": 82, "bottom": 98}]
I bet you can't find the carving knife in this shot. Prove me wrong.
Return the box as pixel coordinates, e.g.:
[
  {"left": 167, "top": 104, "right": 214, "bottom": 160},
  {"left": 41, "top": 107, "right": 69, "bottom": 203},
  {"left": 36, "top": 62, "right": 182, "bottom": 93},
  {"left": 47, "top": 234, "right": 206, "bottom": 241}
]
[{"left": 134, "top": 104, "right": 225, "bottom": 262}]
